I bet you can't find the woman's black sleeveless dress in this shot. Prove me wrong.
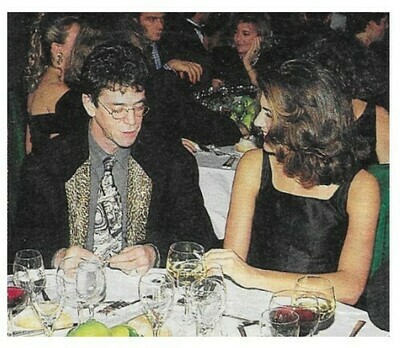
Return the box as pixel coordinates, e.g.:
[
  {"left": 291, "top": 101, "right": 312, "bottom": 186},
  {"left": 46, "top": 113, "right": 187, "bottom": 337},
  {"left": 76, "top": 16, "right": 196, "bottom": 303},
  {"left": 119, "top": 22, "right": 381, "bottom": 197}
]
[
  {"left": 247, "top": 151, "right": 356, "bottom": 274},
  {"left": 27, "top": 113, "right": 59, "bottom": 155}
]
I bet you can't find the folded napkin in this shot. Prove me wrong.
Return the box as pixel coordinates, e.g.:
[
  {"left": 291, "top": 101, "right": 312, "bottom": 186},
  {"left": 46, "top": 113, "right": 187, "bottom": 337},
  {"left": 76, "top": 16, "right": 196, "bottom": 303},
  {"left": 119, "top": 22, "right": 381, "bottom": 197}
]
[{"left": 14, "top": 307, "right": 73, "bottom": 330}]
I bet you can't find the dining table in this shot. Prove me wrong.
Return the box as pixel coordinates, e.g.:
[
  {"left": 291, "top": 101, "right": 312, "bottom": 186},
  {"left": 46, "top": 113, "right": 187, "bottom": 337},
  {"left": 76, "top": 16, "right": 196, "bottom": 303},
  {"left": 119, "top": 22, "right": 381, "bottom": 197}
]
[
  {"left": 10, "top": 268, "right": 389, "bottom": 337},
  {"left": 195, "top": 145, "right": 239, "bottom": 240}
]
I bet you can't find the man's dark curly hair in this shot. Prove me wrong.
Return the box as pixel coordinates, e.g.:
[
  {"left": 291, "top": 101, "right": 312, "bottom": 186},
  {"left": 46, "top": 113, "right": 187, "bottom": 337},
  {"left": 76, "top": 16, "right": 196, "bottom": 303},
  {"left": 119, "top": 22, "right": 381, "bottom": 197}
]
[
  {"left": 257, "top": 59, "right": 370, "bottom": 188},
  {"left": 78, "top": 41, "right": 148, "bottom": 105}
]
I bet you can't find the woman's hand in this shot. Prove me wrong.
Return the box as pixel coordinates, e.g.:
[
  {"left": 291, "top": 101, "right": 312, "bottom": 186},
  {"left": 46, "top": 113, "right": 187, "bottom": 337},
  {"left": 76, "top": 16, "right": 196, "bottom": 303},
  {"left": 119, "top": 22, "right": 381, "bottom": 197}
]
[
  {"left": 242, "top": 36, "right": 261, "bottom": 68},
  {"left": 205, "top": 249, "right": 253, "bottom": 287},
  {"left": 212, "top": 78, "right": 224, "bottom": 90}
]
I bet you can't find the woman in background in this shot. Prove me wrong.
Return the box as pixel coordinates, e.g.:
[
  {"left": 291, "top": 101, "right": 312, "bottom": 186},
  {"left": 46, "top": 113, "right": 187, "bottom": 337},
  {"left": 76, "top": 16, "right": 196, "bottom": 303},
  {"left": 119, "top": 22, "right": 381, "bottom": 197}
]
[
  {"left": 211, "top": 13, "right": 271, "bottom": 88},
  {"left": 24, "top": 13, "right": 81, "bottom": 154},
  {"left": 206, "top": 60, "right": 380, "bottom": 305}
]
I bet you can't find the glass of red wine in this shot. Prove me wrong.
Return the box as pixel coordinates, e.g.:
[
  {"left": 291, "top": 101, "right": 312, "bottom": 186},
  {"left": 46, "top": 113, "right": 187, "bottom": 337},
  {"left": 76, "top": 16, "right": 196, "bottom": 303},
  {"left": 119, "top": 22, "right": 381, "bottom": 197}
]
[
  {"left": 260, "top": 306, "right": 300, "bottom": 337},
  {"left": 269, "top": 289, "right": 320, "bottom": 337},
  {"left": 7, "top": 264, "right": 29, "bottom": 336}
]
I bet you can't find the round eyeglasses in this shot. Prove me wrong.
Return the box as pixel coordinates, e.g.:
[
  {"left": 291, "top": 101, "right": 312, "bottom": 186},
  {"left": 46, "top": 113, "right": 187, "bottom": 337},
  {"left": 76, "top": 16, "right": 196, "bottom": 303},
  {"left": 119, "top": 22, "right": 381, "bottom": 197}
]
[{"left": 98, "top": 99, "right": 150, "bottom": 120}]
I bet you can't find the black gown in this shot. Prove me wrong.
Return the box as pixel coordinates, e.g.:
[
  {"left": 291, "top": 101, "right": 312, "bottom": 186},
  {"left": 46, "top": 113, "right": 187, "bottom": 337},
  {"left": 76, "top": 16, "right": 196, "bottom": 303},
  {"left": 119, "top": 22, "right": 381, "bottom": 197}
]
[
  {"left": 247, "top": 151, "right": 356, "bottom": 274},
  {"left": 27, "top": 113, "right": 59, "bottom": 154}
]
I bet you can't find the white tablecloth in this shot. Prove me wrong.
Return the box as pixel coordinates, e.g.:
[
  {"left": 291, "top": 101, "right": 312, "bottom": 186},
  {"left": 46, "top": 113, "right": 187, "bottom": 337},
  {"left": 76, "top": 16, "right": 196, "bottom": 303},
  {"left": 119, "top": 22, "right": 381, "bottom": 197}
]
[
  {"left": 195, "top": 147, "right": 238, "bottom": 239},
  {"left": 13, "top": 268, "right": 388, "bottom": 337}
]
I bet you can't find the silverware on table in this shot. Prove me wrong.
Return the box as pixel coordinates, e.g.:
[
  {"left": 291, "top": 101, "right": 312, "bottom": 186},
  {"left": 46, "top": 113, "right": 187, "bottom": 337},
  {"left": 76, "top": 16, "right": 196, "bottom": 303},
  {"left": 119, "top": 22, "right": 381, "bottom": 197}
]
[
  {"left": 41, "top": 289, "right": 50, "bottom": 301},
  {"left": 237, "top": 324, "right": 247, "bottom": 337},
  {"left": 349, "top": 320, "right": 366, "bottom": 337},
  {"left": 98, "top": 299, "right": 141, "bottom": 315},
  {"left": 222, "top": 155, "right": 237, "bottom": 169},
  {"left": 222, "top": 313, "right": 259, "bottom": 326}
]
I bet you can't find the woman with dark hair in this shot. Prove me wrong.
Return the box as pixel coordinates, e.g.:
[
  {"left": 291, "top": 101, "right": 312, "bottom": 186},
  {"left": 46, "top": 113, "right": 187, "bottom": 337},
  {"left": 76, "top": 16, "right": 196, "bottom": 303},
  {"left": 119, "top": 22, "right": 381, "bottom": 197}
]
[
  {"left": 24, "top": 13, "right": 81, "bottom": 155},
  {"left": 206, "top": 60, "right": 380, "bottom": 305},
  {"left": 299, "top": 32, "right": 389, "bottom": 165}
]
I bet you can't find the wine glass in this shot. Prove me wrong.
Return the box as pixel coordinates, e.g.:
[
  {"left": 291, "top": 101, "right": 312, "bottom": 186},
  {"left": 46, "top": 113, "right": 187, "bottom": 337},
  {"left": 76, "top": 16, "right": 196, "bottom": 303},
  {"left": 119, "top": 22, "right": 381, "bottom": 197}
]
[
  {"left": 7, "top": 264, "right": 29, "bottom": 336},
  {"left": 176, "top": 259, "right": 205, "bottom": 315},
  {"left": 190, "top": 277, "right": 226, "bottom": 336},
  {"left": 31, "top": 274, "right": 65, "bottom": 336},
  {"left": 13, "top": 249, "right": 46, "bottom": 298},
  {"left": 260, "top": 307, "right": 300, "bottom": 337},
  {"left": 166, "top": 241, "right": 205, "bottom": 282},
  {"left": 75, "top": 260, "right": 106, "bottom": 321},
  {"left": 269, "top": 289, "right": 320, "bottom": 337},
  {"left": 295, "top": 275, "right": 336, "bottom": 331},
  {"left": 139, "top": 271, "right": 175, "bottom": 337}
]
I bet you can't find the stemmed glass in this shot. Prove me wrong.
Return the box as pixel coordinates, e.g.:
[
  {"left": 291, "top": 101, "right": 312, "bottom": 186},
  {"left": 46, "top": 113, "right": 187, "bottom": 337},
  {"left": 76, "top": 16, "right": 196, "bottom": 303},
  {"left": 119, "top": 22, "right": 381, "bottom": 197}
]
[
  {"left": 269, "top": 289, "right": 320, "bottom": 337},
  {"left": 31, "top": 274, "right": 65, "bottom": 336},
  {"left": 190, "top": 277, "right": 226, "bottom": 336},
  {"left": 75, "top": 260, "right": 106, "bottom": 321},
  {"left": 13, "top": 249, "right": 46, "bottom": 299},
  {"left": 260, "top": 307, "right": 300, "bottom": 337},
  {"left": 176, "top": 259, "right": 205, "bottom": 315},
  {"left": 295, "top": 275, "right": 336, "bottom": 331},
  {"left": 139, "top": 271, "right": 175, "bottom": 337},
  {"left": 166, "top": 241, "right": 205, "bottom": 309},
  {"left": 166, "top": 241, "right": 205, "bottom": 281},
  {"left": 7, "top": 264, "right": 29, "bottom": 336}
]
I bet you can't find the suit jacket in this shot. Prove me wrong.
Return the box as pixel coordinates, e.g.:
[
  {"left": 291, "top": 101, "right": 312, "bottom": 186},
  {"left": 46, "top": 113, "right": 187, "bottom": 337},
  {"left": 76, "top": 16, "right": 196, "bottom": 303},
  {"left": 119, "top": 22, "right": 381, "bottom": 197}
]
[
  {"left": 11, "top": 118, "right": 219, "bottom": 267},
  {"left": 160, "top": 15, "right": 213, "bottom": 90}
]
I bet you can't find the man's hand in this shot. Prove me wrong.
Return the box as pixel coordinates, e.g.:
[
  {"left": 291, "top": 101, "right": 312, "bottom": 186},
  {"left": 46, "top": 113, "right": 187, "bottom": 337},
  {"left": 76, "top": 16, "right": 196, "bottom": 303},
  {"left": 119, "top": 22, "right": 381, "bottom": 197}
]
[
  {"left": 52, "top": 245, "right": 100, "bottom": 268},
  {"left": 107, "top": 244, "right": 157, "bottom": 275},
  {"left": 166, "top": 59, "right": 203, "bottom": 84}
]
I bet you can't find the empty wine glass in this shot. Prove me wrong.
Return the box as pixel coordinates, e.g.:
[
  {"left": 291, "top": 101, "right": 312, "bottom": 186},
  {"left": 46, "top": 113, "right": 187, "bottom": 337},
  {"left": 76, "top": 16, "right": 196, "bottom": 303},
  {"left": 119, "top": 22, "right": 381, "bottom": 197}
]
[
  {"left": 56, "top": 256, "right": 90, "bottom": 323},
  {"left": 269, "top": 289, "right": 320, "bottom": 337},
  {"left": 75, "top": 260, "right": 106, "bottom": 321},
  {"left": 260, "top": 307, "right": 300, "bottom": 337},
  {"left": 31, "top": 274, "right": 65, "bottom": 336},
  {"left": 7, "top": 264, "right": 29, "bottom": 336},
  {"left": 139, "top": 271, "right": 175, "bottom": 337},
  {"left": 13, "top": 249, "right": 46, "bottom": 301},
  {"left": 295, "top": 275, "right": 336, "bottom": 331},
  {"left": 190, "top": 277, "right": 226, "bottom": 336}
]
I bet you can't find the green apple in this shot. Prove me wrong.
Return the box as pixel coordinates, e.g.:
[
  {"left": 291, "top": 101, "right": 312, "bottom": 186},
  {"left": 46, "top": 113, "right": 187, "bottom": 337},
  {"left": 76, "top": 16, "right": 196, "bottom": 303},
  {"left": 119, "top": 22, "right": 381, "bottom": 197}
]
[
  {"left": 67, "top": 319, "right": 110, "bottom": 337},
  {"left": 110, "top": 324, "right": 139, "bottom": 337}
]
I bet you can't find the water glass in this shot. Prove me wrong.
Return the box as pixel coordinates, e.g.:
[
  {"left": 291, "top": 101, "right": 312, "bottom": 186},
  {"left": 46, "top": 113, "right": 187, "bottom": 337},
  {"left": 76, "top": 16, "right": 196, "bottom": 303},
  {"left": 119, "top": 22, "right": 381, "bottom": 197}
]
[
  {"left": 75, "top": 260, "right": 106, "bottom": 321},
  {"left": 139, "top": 271, "right": 175, "bottom": 337},
  {"left": 14, "top": 249, "right": 46, "bottom": 297},
  {"left": 190, "top": 277, "right": 226, "bottom": 336}
]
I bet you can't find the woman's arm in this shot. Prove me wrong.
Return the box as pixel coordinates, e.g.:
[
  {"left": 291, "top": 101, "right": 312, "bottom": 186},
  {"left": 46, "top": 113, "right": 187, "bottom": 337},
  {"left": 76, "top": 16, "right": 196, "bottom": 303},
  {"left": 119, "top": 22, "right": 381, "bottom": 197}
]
[
  {"left": 208, "top": 169, "right": 380, "bottom": 305},
  {"left": 223, "top": 149, "right": 263, "bottom": 260},
  {"left": 375, "top": 105, "right": 389, "bottom": 164}
]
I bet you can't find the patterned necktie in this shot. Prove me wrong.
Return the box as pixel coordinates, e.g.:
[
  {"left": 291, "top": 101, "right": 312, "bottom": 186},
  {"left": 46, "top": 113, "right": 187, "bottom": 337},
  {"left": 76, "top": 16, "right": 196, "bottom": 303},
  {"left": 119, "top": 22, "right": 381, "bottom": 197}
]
[
  {"left": 93, "top": 156, "right": 123, "bottom": 260},
  {"left": 150, "top": 43, "right": 162, "bottom": 70}
]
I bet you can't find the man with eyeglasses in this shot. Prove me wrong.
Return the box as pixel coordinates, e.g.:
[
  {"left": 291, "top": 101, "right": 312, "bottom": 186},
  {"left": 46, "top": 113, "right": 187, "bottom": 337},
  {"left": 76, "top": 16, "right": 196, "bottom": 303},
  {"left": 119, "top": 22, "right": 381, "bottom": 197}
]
[{"left": 12, "top": 42, "right": 218, "bottom": 272}]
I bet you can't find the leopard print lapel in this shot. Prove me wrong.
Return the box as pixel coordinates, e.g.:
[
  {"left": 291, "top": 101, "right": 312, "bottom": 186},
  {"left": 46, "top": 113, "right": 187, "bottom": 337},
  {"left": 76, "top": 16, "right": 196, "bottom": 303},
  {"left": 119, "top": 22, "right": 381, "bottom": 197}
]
[{"left": 65, "top": 157, "right": 152, "bottom": 248}]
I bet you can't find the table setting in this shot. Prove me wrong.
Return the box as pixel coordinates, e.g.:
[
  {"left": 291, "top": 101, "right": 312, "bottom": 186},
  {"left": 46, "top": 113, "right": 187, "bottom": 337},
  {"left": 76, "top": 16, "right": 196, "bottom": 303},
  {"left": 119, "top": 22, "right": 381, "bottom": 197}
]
[{"left": 7, "top": 247, "right": 389, "bottom": 337}]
